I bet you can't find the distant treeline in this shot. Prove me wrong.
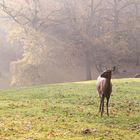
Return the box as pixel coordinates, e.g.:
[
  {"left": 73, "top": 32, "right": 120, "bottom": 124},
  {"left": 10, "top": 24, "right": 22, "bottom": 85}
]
[{"left": 0, "top": 0, "right": 140, "bottom": 86}]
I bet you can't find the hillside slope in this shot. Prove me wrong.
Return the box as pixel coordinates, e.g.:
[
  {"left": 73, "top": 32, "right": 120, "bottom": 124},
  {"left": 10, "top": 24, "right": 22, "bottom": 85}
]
[{"left": 0, "top": 79, "right": 140, "bottom": 139}]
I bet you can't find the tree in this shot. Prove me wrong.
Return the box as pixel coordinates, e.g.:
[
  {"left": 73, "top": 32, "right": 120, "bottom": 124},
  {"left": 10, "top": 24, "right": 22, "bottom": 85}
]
[
  {"left": 0, "top": 0, "right": 50, "bottom": 85},
  {"left": 56, "top": 0, "right": 105, "bottom": 80},
  {"left": 0, "top": 0, "right": 140, "bottom": 86}
]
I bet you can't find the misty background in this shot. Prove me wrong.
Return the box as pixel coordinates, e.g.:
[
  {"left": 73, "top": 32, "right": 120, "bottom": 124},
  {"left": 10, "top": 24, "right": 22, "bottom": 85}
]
[{"left": 0, "top": 0, "right": 140, "bottom": 88}]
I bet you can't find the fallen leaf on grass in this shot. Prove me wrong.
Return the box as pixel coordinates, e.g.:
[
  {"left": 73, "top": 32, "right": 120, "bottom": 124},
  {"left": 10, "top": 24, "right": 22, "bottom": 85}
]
[
  {"left": 25, "top": 137, "right": 33, "bottom": 140},
  {"left": 22, "top": 123, "right": 32, "bottom": 131},
  {"left": 131, "top": 124, "right": 140, "bottom": 131},
  {"left": 81, "top": 128, "right": 91, "bottom": 135},
  {"left": 47, "top": 130, "right": 55, "bottom": 138}
]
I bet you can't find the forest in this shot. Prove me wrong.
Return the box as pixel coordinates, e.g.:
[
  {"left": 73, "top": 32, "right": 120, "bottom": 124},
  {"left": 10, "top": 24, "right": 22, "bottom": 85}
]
[{"left": 0, "top": 0, "right": 140, "bottom": 87}]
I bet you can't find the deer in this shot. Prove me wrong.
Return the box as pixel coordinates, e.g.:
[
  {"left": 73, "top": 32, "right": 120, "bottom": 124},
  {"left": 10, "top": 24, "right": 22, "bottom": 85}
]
[
  {"left": 96, "top": 66, "right": 115, "bottom": 117},
  {"left": 134, "top": 74, "right": 140, "bottom": 78}
]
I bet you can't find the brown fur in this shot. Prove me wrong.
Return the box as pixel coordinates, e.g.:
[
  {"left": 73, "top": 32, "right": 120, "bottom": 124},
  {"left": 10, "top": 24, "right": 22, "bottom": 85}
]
[
  {"left": 135, "top": 74, "right": 140, "bottom": 78},
  {"left": 96, "top": 70, "right": 112, "bottom": 117}
]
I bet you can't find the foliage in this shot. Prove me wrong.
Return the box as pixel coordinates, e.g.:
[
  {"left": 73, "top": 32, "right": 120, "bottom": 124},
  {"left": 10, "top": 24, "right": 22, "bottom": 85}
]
[
  {"left": 0, "top": 0, "right": 140, "bottom": 85},
  {"left": 8, "top": 26, "right": 47, "bottom": 86},
  {"left": 0, "top": 78, "right": 140, "bottom": 139}
]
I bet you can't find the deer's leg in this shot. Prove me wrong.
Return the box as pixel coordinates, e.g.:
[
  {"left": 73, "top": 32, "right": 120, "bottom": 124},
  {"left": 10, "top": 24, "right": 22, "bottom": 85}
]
[
  {"left": 106, "top": 96, "right": 110, "bottom": 116},
  {"left": 99, "top": 97, "right": 102, "bottom": 113},
  {"left": 101, "top": 94, "right": 105, "bottom": 117}
]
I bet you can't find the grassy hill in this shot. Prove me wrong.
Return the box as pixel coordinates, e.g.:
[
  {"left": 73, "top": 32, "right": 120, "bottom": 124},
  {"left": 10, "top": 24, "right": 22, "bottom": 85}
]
[{"left": 0, "top": 78, "right": 140, "bottom": 140}]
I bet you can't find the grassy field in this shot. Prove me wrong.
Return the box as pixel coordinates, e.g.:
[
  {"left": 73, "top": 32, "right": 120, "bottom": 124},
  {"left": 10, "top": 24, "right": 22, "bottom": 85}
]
[{"left": 0, "top": 78, "right": 140, "bottom": 140}]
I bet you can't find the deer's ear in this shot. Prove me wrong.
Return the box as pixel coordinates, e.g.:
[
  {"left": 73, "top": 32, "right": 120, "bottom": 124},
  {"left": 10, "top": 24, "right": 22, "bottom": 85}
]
[
  {"left": 104, "top": 66, "right": 107, "bottom": 71},
  {"left": 111, "top": 66, "right": 116, "bottom": 72}
]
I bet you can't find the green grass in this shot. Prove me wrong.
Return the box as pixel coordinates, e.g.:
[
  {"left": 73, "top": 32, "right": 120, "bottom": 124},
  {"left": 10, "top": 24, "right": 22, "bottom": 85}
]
[{"left": 0, "top": 78, "right": 140, "bottom": 140}]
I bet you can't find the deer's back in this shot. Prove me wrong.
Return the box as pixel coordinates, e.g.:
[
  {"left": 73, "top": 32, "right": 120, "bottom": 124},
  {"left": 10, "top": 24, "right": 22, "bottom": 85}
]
[{"left": 96, "top": 76, "right": 112, "bottom": 96}]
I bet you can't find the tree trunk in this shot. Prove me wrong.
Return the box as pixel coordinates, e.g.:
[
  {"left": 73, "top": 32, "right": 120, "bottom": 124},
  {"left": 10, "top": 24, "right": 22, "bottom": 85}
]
[
  {"left": 113, "top": 0, "right": 119, "bottom": 43},
  {"left": 135, "top": 4, "right": 139, "bottom": 66},
  {"left": 136, "top": 53, "right": 139, "bottom": 66},
  {"left": 85, "top": 51, "right": 92, "bottom": 80}
]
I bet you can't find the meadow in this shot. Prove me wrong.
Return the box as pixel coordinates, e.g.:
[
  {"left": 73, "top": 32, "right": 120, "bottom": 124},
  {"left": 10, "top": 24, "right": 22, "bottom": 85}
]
[{"left": 0, "top": 78, "right": 140, "bottom": 140}]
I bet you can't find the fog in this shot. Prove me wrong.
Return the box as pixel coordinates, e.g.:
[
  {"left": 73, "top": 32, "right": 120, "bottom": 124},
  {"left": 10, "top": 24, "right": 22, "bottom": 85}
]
[{"left": 0, "top": 0, "right": 140, "bottom": 88}]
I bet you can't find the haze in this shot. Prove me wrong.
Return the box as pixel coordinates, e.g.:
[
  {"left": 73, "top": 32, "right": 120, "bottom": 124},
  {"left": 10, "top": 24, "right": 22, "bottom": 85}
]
[{"left": 0, "top": 0, "right": 140, "bottom": 88}]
